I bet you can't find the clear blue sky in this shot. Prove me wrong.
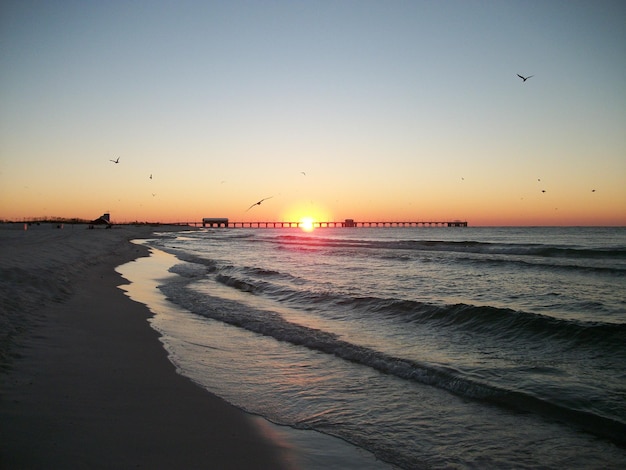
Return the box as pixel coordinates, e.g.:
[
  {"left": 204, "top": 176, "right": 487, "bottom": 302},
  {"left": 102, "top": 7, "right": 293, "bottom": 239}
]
[{"left": 1, "top": 1, "right": 625, "bottom": 225}]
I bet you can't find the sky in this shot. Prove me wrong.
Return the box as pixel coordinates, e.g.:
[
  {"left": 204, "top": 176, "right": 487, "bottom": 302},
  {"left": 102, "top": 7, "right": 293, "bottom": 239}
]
[{"left": 1, "top": 0, "right": 625, "bottom": 226}]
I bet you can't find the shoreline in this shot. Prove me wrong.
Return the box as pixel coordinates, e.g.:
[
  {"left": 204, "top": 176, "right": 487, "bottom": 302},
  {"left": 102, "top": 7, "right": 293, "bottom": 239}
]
[
  {"left": 118, "top": 240, "right": 397, "bottom": 470},
  {"left": 0, "top": 224, "right": 295, "bottom": 469}
]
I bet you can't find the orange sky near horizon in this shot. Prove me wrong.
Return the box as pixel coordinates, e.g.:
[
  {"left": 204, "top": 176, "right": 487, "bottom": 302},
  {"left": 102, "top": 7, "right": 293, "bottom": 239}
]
[
  {"left": 2, "top": 165, "right": 622, "bottom": 226},
  {"left": 1, "top": 2, "right": 625, "bottom": 227}
]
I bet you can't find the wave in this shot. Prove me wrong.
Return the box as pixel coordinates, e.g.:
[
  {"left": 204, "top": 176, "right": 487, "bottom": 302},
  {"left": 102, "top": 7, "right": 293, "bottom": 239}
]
[
  {"left": 207, "top": 261, "right": 626, "bottom": 349},
  {"left": 269, "top": 235, "right": 626, "bottom": 261},
  {"left": 360, "top": 298, "right": 626, "bottom": 347},
  {"left": 448, "top": 254, "right": 626, "bottom": 276},
  {"left": 159, "top": 279, "right": 626, "bottom": 446}
]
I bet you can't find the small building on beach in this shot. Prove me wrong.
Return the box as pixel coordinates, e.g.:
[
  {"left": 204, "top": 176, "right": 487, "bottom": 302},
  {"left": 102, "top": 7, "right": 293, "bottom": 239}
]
[{"left": 90, "top": 212, "right": 112, "bottom": 228}]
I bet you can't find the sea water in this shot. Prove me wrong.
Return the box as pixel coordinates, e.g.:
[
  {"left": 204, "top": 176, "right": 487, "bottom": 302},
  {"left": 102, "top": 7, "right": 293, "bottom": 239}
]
[{"left": 119, "top": 227, "right": 626, "bottom": 469}]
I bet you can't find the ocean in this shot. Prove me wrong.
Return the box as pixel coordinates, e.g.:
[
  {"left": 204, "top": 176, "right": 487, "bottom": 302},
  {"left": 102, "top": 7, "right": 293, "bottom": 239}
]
[{"left": 118, "top": 226, "right": 626, "bottom": 469}]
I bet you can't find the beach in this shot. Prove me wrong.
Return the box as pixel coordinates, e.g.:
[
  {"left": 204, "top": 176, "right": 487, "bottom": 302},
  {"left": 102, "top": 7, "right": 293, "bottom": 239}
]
[
  {"left": 0, "top": 223, "right": 294, "bottom": 469},
  {"left": 2, "top": 223, "right": 624, "bottom": 469}
]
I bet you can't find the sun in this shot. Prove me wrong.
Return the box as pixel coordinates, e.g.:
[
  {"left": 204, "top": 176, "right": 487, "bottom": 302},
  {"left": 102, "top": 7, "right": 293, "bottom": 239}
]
[
  {"left": 299, "top": 217, "right": 315, "bottom": 232},
  {"left": 282, "top": 201, "right": 332, "bottom": 232}
]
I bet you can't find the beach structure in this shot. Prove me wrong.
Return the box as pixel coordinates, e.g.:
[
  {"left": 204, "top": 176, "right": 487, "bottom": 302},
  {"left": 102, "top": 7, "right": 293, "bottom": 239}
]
[
  {"left": 90, "top": 212, "right": 112, "bottom": 227},
  {"left": 202, "top": 217, "right": 229, "bottom": 228}
]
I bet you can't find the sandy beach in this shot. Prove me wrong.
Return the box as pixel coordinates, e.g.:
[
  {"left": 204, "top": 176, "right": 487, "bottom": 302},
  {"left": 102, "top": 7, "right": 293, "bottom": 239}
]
[{"left": 0, "top": 223, "right": 294, "bottom": 469}]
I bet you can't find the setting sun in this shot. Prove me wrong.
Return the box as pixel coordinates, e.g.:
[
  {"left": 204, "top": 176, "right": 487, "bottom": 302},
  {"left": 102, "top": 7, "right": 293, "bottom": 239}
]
[
  {"left": 282, "top": 201, "right": 333, "bottom": 231},
  {"left": 299, "top": 217, "right": 315, "bottom": 232}
]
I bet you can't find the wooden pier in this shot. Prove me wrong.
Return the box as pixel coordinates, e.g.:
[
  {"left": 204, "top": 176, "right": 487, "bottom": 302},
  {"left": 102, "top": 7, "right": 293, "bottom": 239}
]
[{"left": 196, "top": 219, "right": 467, "bottom": 228}]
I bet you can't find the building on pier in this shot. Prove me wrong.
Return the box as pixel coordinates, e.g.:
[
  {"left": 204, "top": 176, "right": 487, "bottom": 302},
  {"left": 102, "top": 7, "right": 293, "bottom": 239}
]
[{"left": 202, "top": 217, "right": 229, "bottom": 227}]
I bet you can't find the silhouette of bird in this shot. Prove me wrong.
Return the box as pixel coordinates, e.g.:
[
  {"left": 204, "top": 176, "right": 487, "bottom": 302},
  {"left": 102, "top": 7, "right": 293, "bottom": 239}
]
[
  {"left": 246, "top": 196, "right": 273, "bottom": 211},
  {"left": 149, "top": 174, "right": 152, "bottom": 179},
  {"left": 591, "top": 189, "right": 596, "bottom": 192},
  {"left": 541, "top": 190, "right": 546, "bottom": 193},
  {"left": 517, "top": 74, "right": 534, "bottom": 82},
  {"left": 110, "top": 157, "right": 120, "bottom": 164},
  {"left": 301, "top": 172, "right": 306, "bottom": 176}
]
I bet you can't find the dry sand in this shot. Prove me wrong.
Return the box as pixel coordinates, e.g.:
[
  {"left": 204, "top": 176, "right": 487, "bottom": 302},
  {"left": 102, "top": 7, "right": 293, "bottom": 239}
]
[{"left": 0, "top": 223, "right": 294, "bottom": 469}]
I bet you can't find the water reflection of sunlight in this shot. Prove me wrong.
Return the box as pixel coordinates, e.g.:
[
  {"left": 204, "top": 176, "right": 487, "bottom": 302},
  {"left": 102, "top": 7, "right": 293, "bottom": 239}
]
[{"left": 116, "top": 241, "right": 180, "bottom": 311}]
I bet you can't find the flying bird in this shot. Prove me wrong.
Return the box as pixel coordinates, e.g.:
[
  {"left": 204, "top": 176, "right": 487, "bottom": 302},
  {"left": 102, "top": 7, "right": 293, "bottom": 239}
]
[
  {"left": 110, "top": 157, "right": 120, "bottom": 164},
  {"left": 246, "top": 196, "right": 273, "bottom": 211},
  {"left": 150, "top": 174, "right": 152, "bottom": 179},
  {"left": 517, "top": 74, "right": 534, "bottom": 82},
  {"left": 301, "top": 171, "right": 306, "bottom": 176}
]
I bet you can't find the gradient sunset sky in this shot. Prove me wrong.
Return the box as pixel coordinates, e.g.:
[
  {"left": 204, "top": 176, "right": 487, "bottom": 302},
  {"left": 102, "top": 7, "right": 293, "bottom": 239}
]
[{"left": 1, "top": 1, "right": 625, "bottom": 226}]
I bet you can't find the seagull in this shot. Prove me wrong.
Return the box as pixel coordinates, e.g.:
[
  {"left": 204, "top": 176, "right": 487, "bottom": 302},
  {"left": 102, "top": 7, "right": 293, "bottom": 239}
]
[
  {"left": 246, "top": 196, "right": 273, "bottom": 211},
  {"left": 517, "top": 74, "right": 534, "bottom": 82},
  {"left": 110, "top": 157, "right": 120, "bottom": 164},
  {"left": 541, "top": 190, "right": 546, "bottom": 193},
  {"left": 149, "top": 174, "right": 152, "bottom": 179}
]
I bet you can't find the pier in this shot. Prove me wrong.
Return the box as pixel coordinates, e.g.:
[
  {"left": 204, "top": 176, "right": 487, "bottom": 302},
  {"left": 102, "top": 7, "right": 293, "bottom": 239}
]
[{"left": 197, "top": 218, "right": 467, "bottom": 228}]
